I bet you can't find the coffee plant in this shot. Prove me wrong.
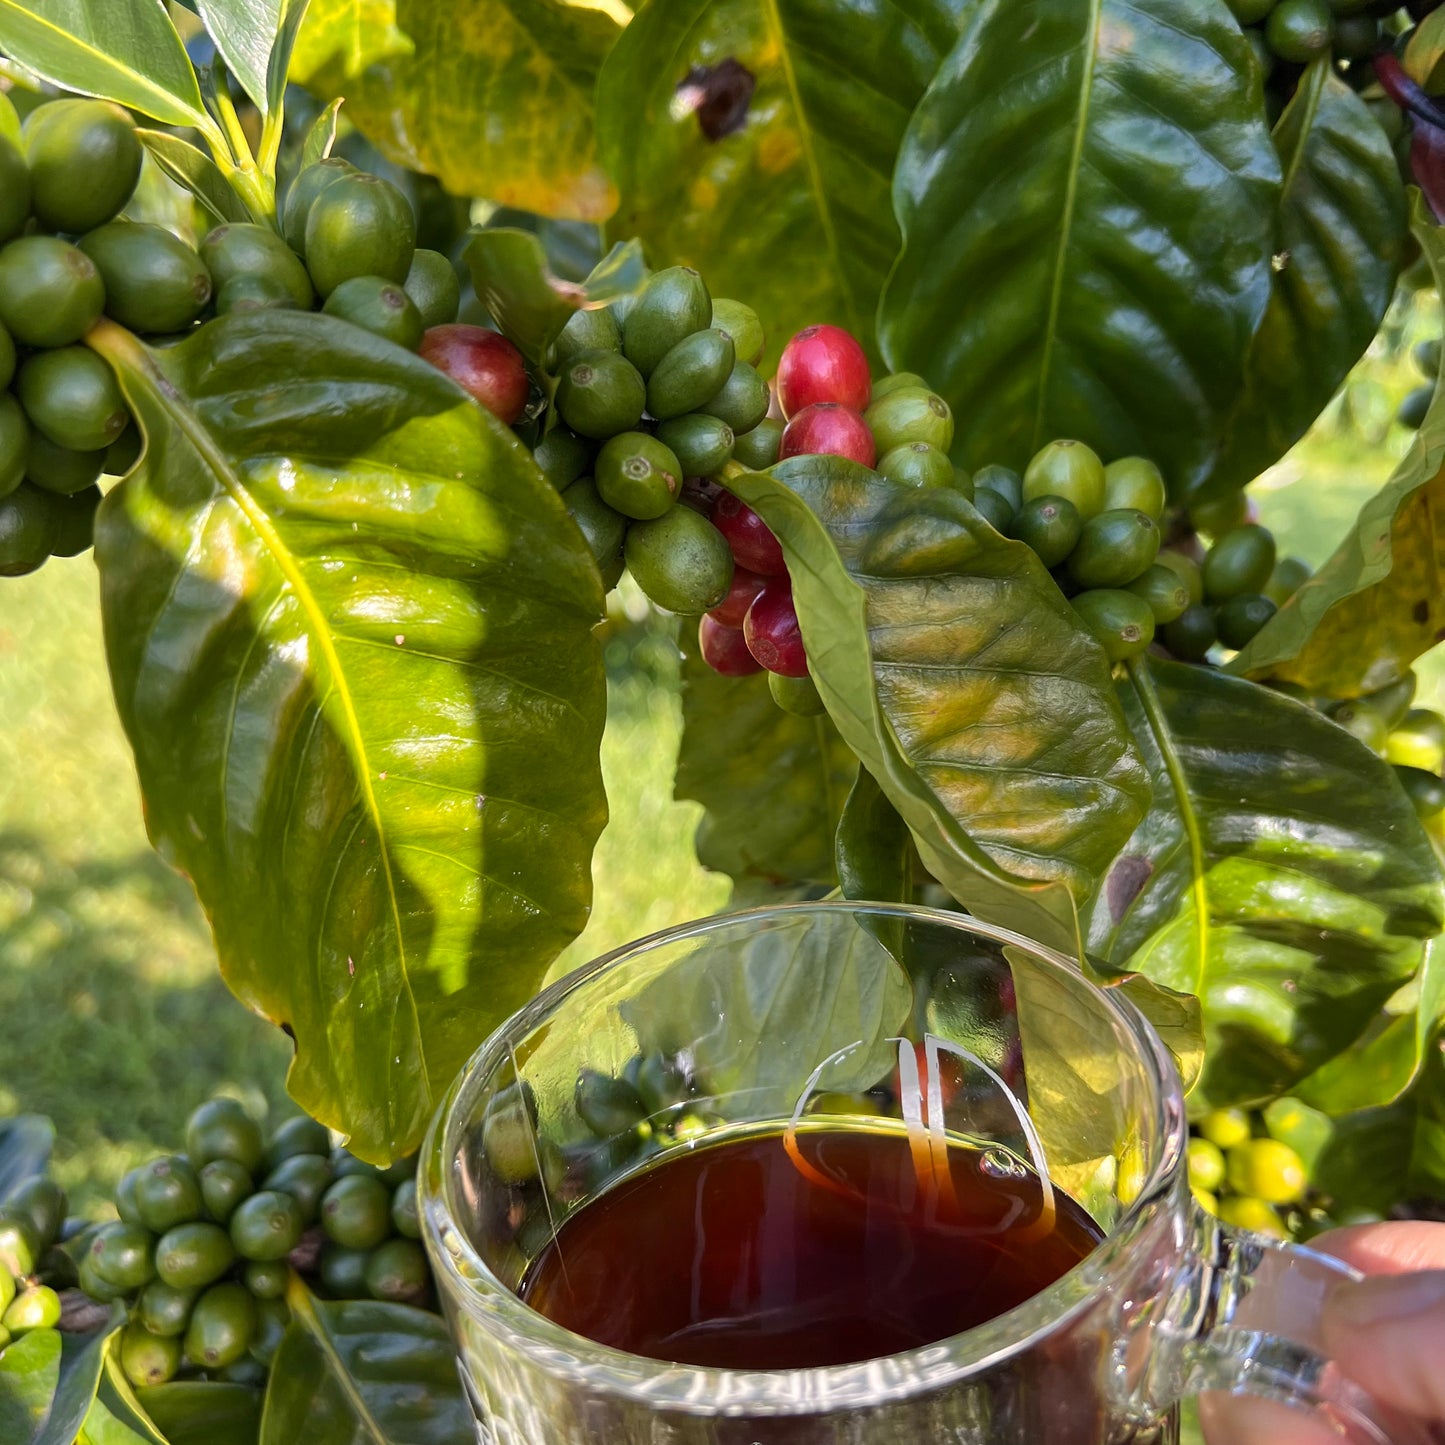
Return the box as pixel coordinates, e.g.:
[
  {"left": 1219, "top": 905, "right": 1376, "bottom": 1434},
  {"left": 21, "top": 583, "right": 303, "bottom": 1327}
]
[{"left": 2, "top": 0, "right": 1445, "bottom": 1435}]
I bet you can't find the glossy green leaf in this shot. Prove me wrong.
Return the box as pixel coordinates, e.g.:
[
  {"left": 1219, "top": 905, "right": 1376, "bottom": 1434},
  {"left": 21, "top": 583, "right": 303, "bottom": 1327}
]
[
  {"left": 90, "top": 314, "right": 607, "bottom": 1163},
  {"left": 675, "top": 623, "right": 855, "bottom": 897},
  {"left": 1294, "top": 935, "right": 1445, "bottom": 1114},
  {"left": 464, "top": 229, "right": 646, "bottom": 366},
  {"left": 596, "top": 0, "right": 968, "bottom": 363},
  {"left": 835, "top": 765, "right": 911, "bottom": 905},
  {"left": 1087, "top": 658, "right": 1445, "bottom": 1107},
  {"left": 1229, "top": 208, "right": 1445, "bottom": 693},
  {"left": 138, "top": 130, "right": 253, "bottom": 226},
  {"left": 134, "top": 1384, "right": 261, "bottom": 1445},
  {"left": 0, "top": 1115, "right": 52, "bottom": 1203},
  {"left": 259, "top": 1288, "right": 471, "bottom": 1445},
  {"left": 290, "top": 0, "right": 620, "bottom": 221},
  {"left": 879, "top": 0, "right": 1280, "bottom": 494},
  {"left": 300, "top": 98, "right": 342, "bottom": 170},
  {"left": 0, "top": 0, "right": 211, "bottom": 130},
  {"left": 730, "top": 460, "right": 1150, "bottom": 957},
  {"left": 0, "top": 1313, "right": 121, "bottom": 1445},
  {"left": 1191, "top": 60, "right": 1405, "bottom": 506},
  {"left": 1405, "top": 7, "right": 1445, "bottom": 92},
  {"left": 196, "top": 0, "right": 282, "bottom": 113}
]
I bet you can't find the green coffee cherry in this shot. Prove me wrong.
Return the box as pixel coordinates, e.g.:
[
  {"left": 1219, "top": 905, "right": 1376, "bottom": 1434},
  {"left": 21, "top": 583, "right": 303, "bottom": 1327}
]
[
  {"left": 711, "top": 298, "right": 764, "bottom": 366},
  {"left": 3, "top": 1285, "right": 60, "bottom": 1335},
  {"left": 1070, "top": 589, "right": 1155, "bottom": 664},
  {"left": 1008, "top": 495, "right": 1082, "bottom": 568},
  {"left": 878, "top": 441, "right": 954, "bottom": 490},
  {"left": 244, "top": 1258, "right": 289, "bottom": 1301},
  {"left": 266, "top": 1116, "right": 333, "bottom": 1170},
  {"left": 1328, "top": 697, "right": 1390, "bottom": 753},
  {"left": 135, "top": 1279, "right": 197, "bottom": 1338},
  {"left": 1188, "top": 492, "right": 1247, "bottom": 539},
  {"left": 596, "top": 431, "right": 682, "bottom": 520},
  {"left": 556, "top": 350, "right": 646, "bottom": 439},
  {"left": 0, "top": 136, "right": 28, "bottom": 247},
  {"left": 230, "top": 1190, "right": 305, "bottom": 1262},
  {"left": 90, "top": 1221, "right": 156, "bottom": 1291},
  {"left": 1218, "top": 1195, "right": 1286, "bottom": 1238},
  {"left": 281, "top": 157, "right": 356, "bottom": 256},
  {"left": 1226, "top": 1137, "right": 1306, "bottom": 1204},
  {"left": 1266, "top": 0, "right": 1332, "bottom": 63},
  {"left": 217, "top": 274, "right": 299, "bottom": 316},
  {"left": 647, "top": 328, "right": 735, "bottom": 420},
  {"left": 0, "top": 1215, "right": 38, "bottom": 1278},
  {"left": 697, "top": 360, "right": 771, "bottom": 434},
  {"left": 18, "top": 346, "right": 129, "bottom": 453},
  {"left": 870, "top": 371, "right": 927, "bottom": 401},
  {"left": 391, "top": 1179, "right": 421, "bottom": 1240},
  {"left": 134, "top": 1156, "right": 203, "bottom": 1235},
  {"left": 1161, "top": 604, "right": 1216, "bottom": 662},
  {"left": 1067, "top": 509, "right": 1160, "bottom": 589},
  {"left": 734, "top": 419, "right": 780, "bottom": 468},
  {"left": 625, "top": 505, "right": 734, "bottom": 614},
  {"left": 6, "top": 1181, "right": 64, "bottom": 1254},
  {"left": 769, "top": 672, "right": 826, "bottom": 716},
  {"left": 1127, "top": 564, "right": 1191, "bottom": 625},
  {"left": 629, "top": 1053, "right": 694, "bottom": 1116},
  {"left": 25, "top": 100, "right": 140, "bottom": 233},
  {"left": 323, "top": 275, "right": 425, "bottom": 350},
  {"left": 262, "top": 1153, "right": 332, "bottom": 1224},
  {"left": 114, "top": 1168, "right": 145, "bottom": 1227},
  {"left": 575, "top": 1069, "right": 649, "bottom": 1137},
  {"left": 155, "top": 1221, "right": 237, "bottom": 1289},
  {"left": 120, "top": 1322, "right": 181, "bottom": 1388},
  {"left": 555, "top": 306, "right": 621, "bottom": 366},
  {"left": 1226, "top": 0, "right": 1276, "bottom": 22},
  {"left": 0, "top": 395, "right": 29, "bottom": 499},
  {"left": 1198, "top": 1108, "right": 1251, "bottom": 1150},
  {"left": 973, "top": 465, "right": 1023, "bottom": 513},
  {"left": 187, "top": 1098, "right": 266, "bottom": 1174},
  {"left": 319, "top": 1246, "right": 370, "bottom": 1298},
  {"left": 365, "top": 1238, "right": 429, "bottom": 1304},
  {"left": 865, "top": 386, "right": 954, "bottom": 454},
  {"left": 305, "top": 173, "right": 416, "bottom": 297},
  {"left": 78, "top": 222, "right": 211, "bottom": 334},
  {"left": 402, "top": 248, "right": 460, "bottom": 329},
  {"left": 1385, "top": 709, "right": 1445, "bottom": 774},
  {"left": 0, "top": 1268, "right": 12, "bottom": 1317},
  {"left": 1215, "top": 592, "right": 1276, "bottom": 650},
  {"left": 49, "top": 483, "right": 99, "bottom": 558},
  {"left": 622, "top": 267, "right": 711, "bottom": 376},
  {"left": 1398, "top": 387, "right": 1432, "bottom": 431},
  {"left": 251, "top": 1297, "right": 290, "bottom": 1365},
  {"left": 184, "top": 1283, "right": 256, "bottom": 1370},
  {"left": 1202, "top": 525, "right": 1275, "bottom": 603},
  {"left": 1396, "top": 766, "right": 1445, "bottom": 821},
  {"left": 1154, "top": 550, "right": 1204, "bottom": 608},
  {"left": 562, "top": 477, "right": 627, "bottom": 574},
  {"left": 1103, "top": 456, "right": 1166, "bottom": 519},
  {"left": 321, "top": 1175, "right": 393, "bottom": 1251},
  {"left": 970, "top": 486, "right": 1015, "bottom": 534},
  {"left": 202, "top": 224, "right": 314, "bottom": 311},
  {"left": 1264, "top": 555, "right": 1311, "bottom": 608},
  {"left": 198, "top": 1158, "right": 254, "bottom": 1225},
  {"left": 0, "top": 484, "right": 57, "bottom": 576},
  {"left": 1187, "top": 1137, "right": 1226, "bottom": 1193},
  {"left": 1332, "top": 12, "right": 1378, "bottom": 59},
  {"left": 79, "top": 1257, "right": 127, "bottom": 1303},
  {"left": 532, "top": 427, "right": 592, "bottom": 491},
  {"left": 656, "top": 413, "right": 735, "bottom": 477},
  {"left": 0, "top": 236, "right": 106, "bottom": 349},
  {"left": 1023, "top": 440, "right": 1106, "bottom": 520}
]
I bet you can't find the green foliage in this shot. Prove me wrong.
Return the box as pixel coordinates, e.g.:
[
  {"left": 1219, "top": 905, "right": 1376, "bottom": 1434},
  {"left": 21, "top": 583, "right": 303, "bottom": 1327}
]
[
  {"left": 290, "top": 0, "right": 621, "bottom": 221},
  {"left": 0, "top": 1120, "right": 52, "bottom": 1206},
  {"left": 676, "top": 623, "right": 854, "bottom": 897},
  {"left": 879, "top": 0, "right": 1280, "bottom": 495},
  {"left": 597, "top": 0, "right": 967, "bottom": 363},
  {"left": 1089, "top": 659, "right": 1445, "bottom": 1107},
  {"left": 835, "top": 767, "right": 911, "bottom": 906},
  {"left": 732, "top": 459, "right": 1149, "bottom": 956},
  {"left": 133, "top": 1382, "right": 260, "bottom": 1445},
  {"left": 92, "top": 315, "right": 607, "bottom": 1162}
]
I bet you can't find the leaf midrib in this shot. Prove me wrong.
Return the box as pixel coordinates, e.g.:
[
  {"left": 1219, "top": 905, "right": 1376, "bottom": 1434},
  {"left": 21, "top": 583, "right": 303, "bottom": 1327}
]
[
  {"left": 290, "top": 1291, "right": 390, "bottom": 1444},
  {"left": 93, "top": 322, "right": 431, "bottom": 1112}
]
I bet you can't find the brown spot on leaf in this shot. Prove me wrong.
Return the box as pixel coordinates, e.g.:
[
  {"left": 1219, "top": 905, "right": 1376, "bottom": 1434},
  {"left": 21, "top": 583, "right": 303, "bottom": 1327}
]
[
  {"left": 1414, "top": 599, "right": 1431, "bottom": 623},
  {"left": 1107, "top": 856, "right": 1153, "bottom": 924},
  {"left": 676, "top": 60, "right": 755, "bottom": 141}
]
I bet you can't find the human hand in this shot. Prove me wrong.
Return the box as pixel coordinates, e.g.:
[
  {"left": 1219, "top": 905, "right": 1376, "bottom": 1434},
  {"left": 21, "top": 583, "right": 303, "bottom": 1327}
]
[{"left": 1200, "top": 1220, "right": 1445, "bottom": 1443}]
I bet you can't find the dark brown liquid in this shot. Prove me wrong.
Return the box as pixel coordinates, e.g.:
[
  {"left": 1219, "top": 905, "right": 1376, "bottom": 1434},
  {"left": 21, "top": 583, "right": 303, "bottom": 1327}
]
[{"left": 520, "top": 1126, "right": 1102, "bottom": 1370}]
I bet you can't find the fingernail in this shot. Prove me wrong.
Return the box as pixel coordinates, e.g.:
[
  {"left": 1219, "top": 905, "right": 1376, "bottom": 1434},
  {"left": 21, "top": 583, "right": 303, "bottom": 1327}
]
[{"left": 1330, "top": 1270, "right": 1445, "bottom": 1327}]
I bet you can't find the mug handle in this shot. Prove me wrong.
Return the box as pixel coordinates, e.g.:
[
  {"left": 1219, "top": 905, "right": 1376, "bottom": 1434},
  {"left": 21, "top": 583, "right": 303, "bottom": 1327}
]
[{"left": 1147, "top": 1208, "right": 1437, "bottom": 1444}]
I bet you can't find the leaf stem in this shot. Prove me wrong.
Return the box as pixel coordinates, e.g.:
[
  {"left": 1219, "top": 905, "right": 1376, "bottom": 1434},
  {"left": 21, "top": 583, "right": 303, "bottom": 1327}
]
[{"left": 1126, "top": 657, "right": 1209, "bottom": 989}]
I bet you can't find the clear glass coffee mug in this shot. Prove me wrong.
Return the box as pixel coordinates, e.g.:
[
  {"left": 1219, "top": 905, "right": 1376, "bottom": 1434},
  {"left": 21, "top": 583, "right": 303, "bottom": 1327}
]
[{"left": 419, "top": 903, "right": 1434, "bottom": 1445}]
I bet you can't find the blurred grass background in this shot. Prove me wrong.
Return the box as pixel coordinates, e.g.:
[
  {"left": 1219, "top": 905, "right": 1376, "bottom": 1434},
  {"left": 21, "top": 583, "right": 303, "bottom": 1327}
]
[{"left": 1, "top": 290, "right": 1441, "bottom": 1215}]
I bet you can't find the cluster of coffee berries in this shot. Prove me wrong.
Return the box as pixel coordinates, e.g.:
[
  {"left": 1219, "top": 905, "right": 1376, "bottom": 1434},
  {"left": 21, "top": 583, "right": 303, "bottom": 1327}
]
[
  {"left": 1326, "top": 679, "right": 1445, "bottom": 824},
  {"left": 0, "top": 1175, "right": 66, "bottom": 1355},
  {"left": 73, "top": 1097, "right": 428, "bottom": 1389}
]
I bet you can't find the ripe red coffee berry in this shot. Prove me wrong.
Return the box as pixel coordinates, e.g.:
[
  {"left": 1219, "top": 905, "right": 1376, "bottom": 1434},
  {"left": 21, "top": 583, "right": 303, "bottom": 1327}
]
[
  {"left": 780, "top": 403, "right": 876, "bottom": 468},
  {"left": 713, "top": 491, "right": 787, "bottom": 576},
  {"left": 743, "top": 581, "right": 808, "bottom": 677},
  {"left": 419, "top": 324, "right": 529, "bottom": 425},
  {"left": 699, "top": 614, "right": 762, "bottom": 676},
  {"left": 707, "top": 566, "right": 768, "bottom": 629},
  {"left": 776, "top": 324, "right": 871, "bottom": 417}
]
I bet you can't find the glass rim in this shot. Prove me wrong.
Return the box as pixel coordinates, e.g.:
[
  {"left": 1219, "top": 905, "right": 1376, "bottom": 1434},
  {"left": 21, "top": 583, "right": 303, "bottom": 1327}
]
[{"left": 419, "top": 900, "right": 1187, "bottom": 1415}]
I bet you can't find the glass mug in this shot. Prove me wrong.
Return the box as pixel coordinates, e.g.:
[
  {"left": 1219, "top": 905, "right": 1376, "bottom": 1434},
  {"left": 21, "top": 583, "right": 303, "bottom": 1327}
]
[{"left": 419, "top": 902, "right": 1433, "bottom": 1444}]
